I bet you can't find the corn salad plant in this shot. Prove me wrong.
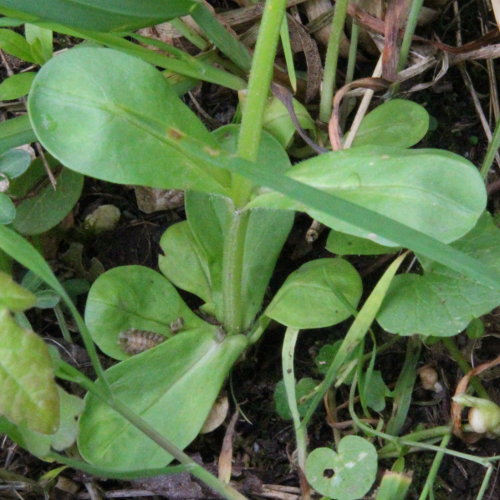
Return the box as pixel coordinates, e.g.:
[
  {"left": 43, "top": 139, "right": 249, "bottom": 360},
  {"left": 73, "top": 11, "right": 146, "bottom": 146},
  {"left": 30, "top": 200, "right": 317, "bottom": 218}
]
[{"left": 0, "top": 1, "right": 499, "bottom": 498}]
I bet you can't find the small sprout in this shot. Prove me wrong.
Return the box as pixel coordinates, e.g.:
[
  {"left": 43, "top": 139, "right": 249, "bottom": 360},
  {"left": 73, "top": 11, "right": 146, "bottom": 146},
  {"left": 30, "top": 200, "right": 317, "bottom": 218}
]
[
  {"left": 418, "top": 364, "right": 442, "bottom": 392},
  {"left": 453, "top": 395, "right": 500, "bottom": 437},
  {"left": 118, "top": 329, "right": 166, "bottom": 355}
]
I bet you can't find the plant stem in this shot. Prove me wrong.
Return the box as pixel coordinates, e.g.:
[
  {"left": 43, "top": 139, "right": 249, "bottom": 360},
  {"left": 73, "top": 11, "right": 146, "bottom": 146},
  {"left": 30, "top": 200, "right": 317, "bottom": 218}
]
[
  {"left": 417, "top": 431, "right": 451, "bottom": 500},
  {"left": 47, "top": 452, "right": 190, "bottom": 480},
  {"left": 234, "top": 0, "right": 287, "bottom": 205},
  {"left": 397, "top": 0, "right": 424, "bottom": 73},
  {"left": 222, "top": 0, "right": 288, "bottom": 334},
  {"left": 386, "top": 336, "right": 421, "bottom": 435},
  {"left": 377, "top": 426, "right": 452, "bottom": 458},
  {"left": 111, "top": 398, "right": 248, "bottom": 500},
  {"left": 480, "top": 116, "right": 500, "bottom": 179},
  {"left": 222, "top": 210, "right": 249, "bottom": 334},
  {"left": 349, "top": 376, "right": 494, "bottom": 468},
  {"left": 319, "top": 0, "right": 349, "bottom": 123},
  {"left": 282, "top": 328, "right": 308, "bottom": 474},
  {"left": 54, "top": 304, "right": 72, "bottom": 343},
  {"left": 440, "top": 337, "right": 490, "bottom": 399},
  {"left": 390, "top": 0, "right": 424, "bottom": 95},
  {"left": 476, "top": 465, "right": 494, "bottom": 500}
]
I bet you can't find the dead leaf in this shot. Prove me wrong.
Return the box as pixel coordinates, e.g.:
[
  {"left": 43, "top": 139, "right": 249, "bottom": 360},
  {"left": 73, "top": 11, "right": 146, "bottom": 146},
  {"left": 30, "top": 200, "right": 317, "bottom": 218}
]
[
  {"left": 134, "top": 186, "right": 184, "bottom": 213},
  {"left": 201, "top": 395, "right": 229, "bottom": 434}
]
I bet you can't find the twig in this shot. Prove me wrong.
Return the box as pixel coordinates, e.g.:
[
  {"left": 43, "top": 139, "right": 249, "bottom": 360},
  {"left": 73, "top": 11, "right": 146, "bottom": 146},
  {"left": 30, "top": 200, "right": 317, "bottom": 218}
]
[{"left": 35, "top": 143, "right": 57, "bottom": 189}]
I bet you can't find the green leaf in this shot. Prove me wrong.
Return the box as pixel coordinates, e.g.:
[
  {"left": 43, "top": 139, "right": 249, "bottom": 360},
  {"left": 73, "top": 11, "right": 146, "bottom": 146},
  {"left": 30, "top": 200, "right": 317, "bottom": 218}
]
[
  {"left": 210, "top": 126, "right": 293, "bottom": 327},
  {"left": 159, "top": 220, "right": 212, "bottom": 303},
  {"left": 0, "top": 115, "right": 36, "bottom": 154},
  {"left": 241, "top": 93, "right": 316, "bottom": 149},
  {"left": 266, "top": 258, "right": 362, "bottom": 329},
  {"left": 326, "top": 229, "right": 398, "bottom": 256},
  {"left": 25, "top": 24, "right": 53, "bottom": 64},
  {"left": 0, "top": 225, "right": 67, "bottom": 297},
  {"left": 0, "top": 28, "right": 35, "bottom": 62},
  {"left": 50, "top": 388, "right": 84, "bottom": 451},
  {"left": 0, "top": 309, "right": 59, "bottom": 434},
  {"left": 242, "top": 207, "right": 294, "bottom": 328},
  {"left": 377, "top": 212, "right": 500, "bottom": 336},
  {"left": 375, "top": 470, "right": 412, "bottom": 500},
  {"left": 159, "top": 131, "right": 500, "bottom": 290},
  {"left": 305, "top": 437, "right": 378, "bottom": 499},
  {"left": 0, "top": 193, "right": 15, "bottom": 224},
  {"left": 0, "top": 0, "right": 196, "bottom": 32},
  {"left": 0, "top": 17, "right": 25, "bottom": 27},
  {"left": 352, "top": 99, "right": 429, "bottom": 148},
  {"left": 174, "top": 127, "right": 293, "bottom": 326},
  {"left": 78, "top": 329, "right": 248, "bottom": 470},
  {"left": 302, "top": 253, "right": 407, "bottom": 426},
  {"left": 362, "top": 370, "right": 390, "bottom": 412},
  {"left": 10, "top": 160, "right": 83, "bottom": 235},
  {"left": 85, "top": 265, "right": 206, "bottom": 361},
  {"left": 0, "top": 387, "right": 83, "bottom": 458},
  {"left": 74, "top": 31, "right": 245, "bottom": 91},
  {"left": 28, "top": 47, "right": 229, "bottom": 194},
  {"left": 184, "top": 190, "right": 231, "bottom": 317},
  {"left": 0, "top": 148, "right": 31, "bottom": 178},
  {"left": 273, "top": 377, "right": 318, "bottom": 420},
  {"left": 0, "top": 270, "right": 36, "bottom": 311},
  {"left": 315, "top": 342, "right": 341, "bottom": 375},
  {"left": 0, "top": 72, "right": 36, "bottom": 100},
  {"left": 249, "top": 146, "right": 486, "bottom": 247}
]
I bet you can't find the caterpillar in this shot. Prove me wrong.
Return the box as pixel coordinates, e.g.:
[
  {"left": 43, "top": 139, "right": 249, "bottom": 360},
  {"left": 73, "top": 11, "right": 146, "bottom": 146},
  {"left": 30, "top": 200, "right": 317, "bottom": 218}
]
[{"left": 118, "top": 329, "right": 166, "bottom": 355}]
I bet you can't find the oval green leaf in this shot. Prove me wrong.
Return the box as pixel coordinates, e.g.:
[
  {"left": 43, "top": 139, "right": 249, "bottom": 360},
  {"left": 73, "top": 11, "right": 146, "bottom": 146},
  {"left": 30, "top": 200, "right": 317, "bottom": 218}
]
[
  {"left": 0, "top": 0, "right": 196, "bottom": 32},
  {"left": 274, "top": 377, "right": 318, "bottom": 420},
  {"left": 0, "top": 72, "right": 35, "bottom": 100},
  {"left": 85, "top": 265, "right": 206, "bottom": 360},
  {"left": 266, "top": 258, "right": 362, "bottom": 329},
  {"left": 0, "top": 386, "right": 83, "bottom": 458},
  {"left": 0, "top": 193, "right": 15, "bottom": 224},
  {"left": 10, "top": 160, "right": 83, "bottom": 235},
  {"left": 305, "top": 437, "right": 378, "bottom": 500},
  {"left": 159, "top": 220, "right": 212, "bottom": 303},
  {"left": 28, "top": 47, "right": 229, "bottom": 195},
  {"left": 0, "top": 148, "right": 31, "bottom": 178},
  {"left": 377, "top": 212, "right": 500, "bottom": 336},
  {"left": 78, "top": 329, "right": 248, "bottom": 470},
  {"left": 249, "top": 146, "right": 486, "bottom": 246},
  {"left": 0, "top": 309, "right": 59, "bottom": 434},
  {"left": 352, "top": 99, "right": 429, "bottom": 148}
]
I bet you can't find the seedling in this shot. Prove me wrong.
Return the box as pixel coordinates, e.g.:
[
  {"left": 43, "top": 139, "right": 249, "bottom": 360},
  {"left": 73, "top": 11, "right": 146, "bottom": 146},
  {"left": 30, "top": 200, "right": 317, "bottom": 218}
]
[{"left": 0, "top": 1, "right": 498, "bottom": 499}]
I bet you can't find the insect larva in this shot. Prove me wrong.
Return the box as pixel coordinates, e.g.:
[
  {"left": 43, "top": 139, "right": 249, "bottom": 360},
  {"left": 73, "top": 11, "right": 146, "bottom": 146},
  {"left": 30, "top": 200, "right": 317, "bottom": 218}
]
[{"left": 118, "top": 329, "right": 166, "bottom": 355}]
